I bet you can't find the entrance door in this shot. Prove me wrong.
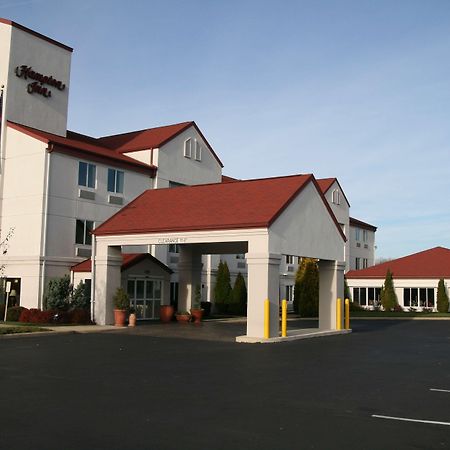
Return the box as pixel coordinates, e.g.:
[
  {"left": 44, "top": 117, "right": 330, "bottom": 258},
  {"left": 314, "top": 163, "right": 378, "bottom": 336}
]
[{"left": 127, "top": 278, "right": 162, "bottom": 320}]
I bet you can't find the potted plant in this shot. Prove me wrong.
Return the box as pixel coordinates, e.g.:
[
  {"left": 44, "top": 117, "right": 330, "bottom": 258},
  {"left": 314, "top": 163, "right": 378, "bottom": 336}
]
[
  {"left": 113, "top": 287, "right": 129, "bottom": 327},
  {"left": 160, "top": 304, "right": 175, "bottom": 323},
  {"left": 190, "top": 285, "right": 204, "bottom": 324},
  {"left": 128, "top": 306, "right": 137, "bottom": 327},
  {"left": 175, "top": 311, "right": 191, "bottom": 323}
]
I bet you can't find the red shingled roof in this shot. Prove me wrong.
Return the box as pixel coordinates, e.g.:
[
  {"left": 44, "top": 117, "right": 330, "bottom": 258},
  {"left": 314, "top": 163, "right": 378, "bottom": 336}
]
[
  {"left": 94, "top": 174, "right": 346, "bottom": 238},
  {"left": 346, "top": 247, "right": 450, "bottom": 279},
  {"left": 8, "top": 121, "right": 157, "bottom": 176},
  {"left": 316, "top": 178, "right": 336, "bottom": 194},
  {"left": 98, "top": 121, "right": 224, "bottom": 168},
  {"left": 316, "top": 177, "right": 351, "bottom": 207},
  {"left": 71, "top": 253, "right": 172, "bottom": 274}
]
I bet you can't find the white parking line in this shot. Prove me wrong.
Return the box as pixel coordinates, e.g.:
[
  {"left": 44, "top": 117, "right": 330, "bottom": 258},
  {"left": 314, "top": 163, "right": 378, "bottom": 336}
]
[
  {"left": 430, "top": 388, "right": 450, "bottom": 393},
  {"left": 372, "top": 415, "right": 450, "bottom": 426}
]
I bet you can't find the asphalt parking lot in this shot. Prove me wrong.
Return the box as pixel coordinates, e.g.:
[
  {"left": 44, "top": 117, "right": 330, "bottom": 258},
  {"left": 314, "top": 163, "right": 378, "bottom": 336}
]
[{"left": 1, "top": 319, "right": 449, "bottom": 450}]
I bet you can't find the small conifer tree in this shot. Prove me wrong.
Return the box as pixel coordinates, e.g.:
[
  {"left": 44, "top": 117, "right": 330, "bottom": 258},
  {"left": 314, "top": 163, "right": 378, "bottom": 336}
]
[
  {"left": 46, "top": 275, "right": 72, "bottom": 310},
  {"left": 436, "top": 279, "right": 449, "bottom": 313},
  {"left": 230, "top": 272, "right": 247, "bottom": 315},
  {"left": 294, "top": 258, "right": 319, "bottom": 317},
  {"left": 214, "top": 261, "right": 232, "bottom": 313},
  {"left": 380, "top": 269, "right": 398, "bottom": 311}
]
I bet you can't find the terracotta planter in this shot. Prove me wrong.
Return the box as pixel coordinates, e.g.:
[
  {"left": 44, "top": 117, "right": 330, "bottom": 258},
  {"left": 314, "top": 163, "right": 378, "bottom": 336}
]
[
  {"left": 160, "top": 305, "right": 175, "bottom": 323},
  {"left": 128, "top": 313, "right": 137, "bottom": 327},
  {"left": 190, "top": 308, "right": 204, "bottom": 324},
  {"left": 175, "top": 313, "right": 191, "bottom": 323},
  {"left": 114, "top": 309, "right": 127, "bottom": 327}
]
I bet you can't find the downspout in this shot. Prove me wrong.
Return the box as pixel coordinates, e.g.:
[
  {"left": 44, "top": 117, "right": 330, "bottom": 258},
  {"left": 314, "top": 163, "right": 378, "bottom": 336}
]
[
  {"left": 38, "top": 144, "right": 51, "bottom": 308},
  {"left": 0, "top": 84, "right": 9, "bottom": 216},
  {"left": 90, "top": 235, "right": 96, "bottom": 323}
]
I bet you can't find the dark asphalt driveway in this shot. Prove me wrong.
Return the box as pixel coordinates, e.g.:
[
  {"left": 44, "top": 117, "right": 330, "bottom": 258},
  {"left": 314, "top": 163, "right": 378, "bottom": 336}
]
[{"left": 1, "top": 320, "right": 449, "bottom": 450}]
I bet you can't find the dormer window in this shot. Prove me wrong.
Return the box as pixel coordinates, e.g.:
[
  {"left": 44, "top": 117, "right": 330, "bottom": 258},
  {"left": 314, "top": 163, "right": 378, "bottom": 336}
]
[
  {"left": 184, "top": 138, "right": 192, "bottom": 158},
  {"left": 332, "top": 189, "right": 341, "bottom": 205},
  {"left": 195, "top": 140, "right": 202, "bottom": 161}
]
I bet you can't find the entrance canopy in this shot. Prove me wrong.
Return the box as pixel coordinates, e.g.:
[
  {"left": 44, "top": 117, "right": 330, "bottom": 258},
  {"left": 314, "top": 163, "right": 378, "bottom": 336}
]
[{"left": 92, "top": 174, "right": 346, "bottom": 339}]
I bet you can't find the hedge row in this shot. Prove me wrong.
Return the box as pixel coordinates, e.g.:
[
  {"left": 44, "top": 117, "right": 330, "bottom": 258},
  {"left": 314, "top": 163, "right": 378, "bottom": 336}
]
[{"left": 0, "top": 305, "right": 91, "bottom": 324}]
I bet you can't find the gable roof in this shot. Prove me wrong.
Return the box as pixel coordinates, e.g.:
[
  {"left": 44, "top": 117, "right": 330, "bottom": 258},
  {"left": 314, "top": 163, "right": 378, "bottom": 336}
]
[
  {"left": 346, "top": 247, "right": 450, "bottom": 279},
  {"left": 349, "top": 217, "right": 377, "bottom": 232},
  {"left": 94, "top": 174, "right": 346, "bottom": 239},
  {"left": 316, "top": 177, "right": 351, "bottom": 207},
  {"left": 8, "top": 121, "right": 157, "bottom": 176},
  {"left": 71, "top": 253, "right": 172, "bottom": 274},
  {"left": 98, "top": 121, "right": 224, "bottom": 168}
]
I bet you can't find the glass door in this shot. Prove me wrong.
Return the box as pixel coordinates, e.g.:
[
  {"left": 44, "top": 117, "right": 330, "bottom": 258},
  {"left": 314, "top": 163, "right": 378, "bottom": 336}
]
[{"left": 127, "top": 278, "right": 162, "bottom": 320}]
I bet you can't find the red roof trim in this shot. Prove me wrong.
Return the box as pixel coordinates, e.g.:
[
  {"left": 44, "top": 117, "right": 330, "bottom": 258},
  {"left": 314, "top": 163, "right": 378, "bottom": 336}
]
[
  {"left": 71, "top": 253, "right": 172, "bottom": 274},
  {"left": 7, "top": 121, "right": 157, "bottom": 177},
  {"left": 0, "top": 18, "right": 73, "bottom": 52},
  {"left": 49, "top": 144, "right": 157, "bottom": 177},
  {"left": 100, "top": 121, "right": 224, "bottom": 168},
  {"left": 93, "top": 173, "right": 347, "bottom": 240},
  {"left": 346, "top": 247, "right": 450, "bottom": 279}
]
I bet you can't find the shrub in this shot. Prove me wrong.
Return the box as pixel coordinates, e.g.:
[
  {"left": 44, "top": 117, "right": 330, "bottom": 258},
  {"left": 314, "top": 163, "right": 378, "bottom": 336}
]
[
  {"left": 380, "top": 269, "right": 398, "bottom": 311},
  {"left": 6, "top": 306, "right": 26, "bottom": 322},
  {"left": 294, "top": 258, "right": 319, "bottom": 317},
  {"left": 349, "top": 301, "right": 363, "bottom": 312},
  {"left": 46, "top": 275, "right": 72, "bottom": 310},
  {"left": 70, "top": 308, "right": 91, "bottom": 324},
  {"left": 214, "top": 261, "right": 232, "bottom": 313},
  {"left": 19, "top": 308, "right": 55, "bottom": 324},
  {"left": 72, "top": 280, "right": 90, "bottom": 310},
  {"left": 113, "top": 287, "right": 130, "bottom": 310},
  {"left": 229, "top": 272, "right": 247, "bottom": 315},
  {"left": 0, "top": 304, "right": 5, "bottom": 320},
  {"left": 437, "top": 279, "right": 449, "bottom": 313}
]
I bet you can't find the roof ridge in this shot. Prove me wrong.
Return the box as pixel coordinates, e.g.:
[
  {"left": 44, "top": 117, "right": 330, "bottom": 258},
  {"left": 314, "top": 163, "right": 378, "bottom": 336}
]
[{"left": 98, "top": 121, "right": 194, "bottom": 140}]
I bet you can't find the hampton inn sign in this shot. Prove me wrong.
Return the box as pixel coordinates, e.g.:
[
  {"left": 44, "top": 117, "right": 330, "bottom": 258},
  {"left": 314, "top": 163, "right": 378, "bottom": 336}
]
[{"left": 15, "top": 64, "right": 66, "bottom": 98}]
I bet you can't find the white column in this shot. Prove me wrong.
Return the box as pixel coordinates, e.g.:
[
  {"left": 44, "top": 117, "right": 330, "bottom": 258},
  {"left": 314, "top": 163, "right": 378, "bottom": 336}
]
[
  {"left": 246, "top": 252, "right": 281, "bottom": 338},
  {"left": 177, "top": 245, "right": 202, "bottom": 312},
  {"left": 94, "top": 243, "right": 122, "bottom": 325},
  {"left": 318, "top": 260, "right": 345, "bottom": 330}
]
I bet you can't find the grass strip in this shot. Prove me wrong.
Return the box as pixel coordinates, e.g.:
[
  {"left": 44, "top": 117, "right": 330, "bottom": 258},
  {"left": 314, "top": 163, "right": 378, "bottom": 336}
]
[{"left": 0, "top": 326, "right": 50, "bottom": 335}]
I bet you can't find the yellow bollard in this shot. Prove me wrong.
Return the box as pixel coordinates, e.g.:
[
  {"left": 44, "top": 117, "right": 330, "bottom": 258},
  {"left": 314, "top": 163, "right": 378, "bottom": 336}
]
[
  {"left": 281, "top": 299, "right": 287, "bottom": 337},
  {"left": 345, "top": 298, "right": 350, "bottom": 330},
  {"left": 264, "top": 299, "right": 270, "bottom": 338},
  {"left": 336, "top": 297, "right": 342, "bottom": 330}
]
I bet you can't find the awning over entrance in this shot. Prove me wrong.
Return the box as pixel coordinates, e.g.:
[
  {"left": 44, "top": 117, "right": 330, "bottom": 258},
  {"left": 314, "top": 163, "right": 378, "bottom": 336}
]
[{"left": 92, "top": 174, "right": 347, "bottom": 340}]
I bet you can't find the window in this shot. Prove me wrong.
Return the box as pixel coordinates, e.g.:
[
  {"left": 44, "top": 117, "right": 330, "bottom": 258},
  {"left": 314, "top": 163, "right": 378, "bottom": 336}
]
[
  {"left": 194, "top": 140, "right": 202, "bottom": 161},
  {"left": 184, "top": 138, "right": 192, "bottom": 158},
  {"left": 353, "top": 287, "right": 381, "bottom": 307},
  {"left": 78, "top": 162, "right": 96, "bottom": 188},
  {"left": 403, "top": 288, "right": 434, "bottom": 308},
  {"left": 363, "top": 230, "right": 368, "bottom": 242},
  {"left": 236, "top": 254, "right": 245, "bottom": 259},
  {"left": 332, "top": 189, "right": 340, "bottom": 205},
  {"left": 108, "top": 169, "right": 124, "bottom": 194},
  {"left": 168, "top": 244, "right": 180, "bottom": 253},
  {"left": 355, "top": 257, "right": 361, "bottom": 270},
  {"left": 286, "top": 255, "right": 295, "bottom": 264},
  {"left": 285, "top": 285, "right": 294, "bottom": 302},
  {"left": 363, "top": 258, "right": 368, "bottom": 269},
  {"left": 75, "top": 220, "right": 94, "bottom": 245},
  {"left": 355, "top": 228, "right": 361, "bottom": 241}
]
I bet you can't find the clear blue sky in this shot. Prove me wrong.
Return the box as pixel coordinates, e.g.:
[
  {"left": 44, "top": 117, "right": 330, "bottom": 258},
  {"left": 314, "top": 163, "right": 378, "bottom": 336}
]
[{"left": 3, "top": 0, "right": 450, "bottom": 260}]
